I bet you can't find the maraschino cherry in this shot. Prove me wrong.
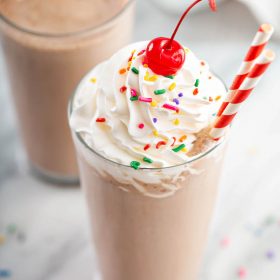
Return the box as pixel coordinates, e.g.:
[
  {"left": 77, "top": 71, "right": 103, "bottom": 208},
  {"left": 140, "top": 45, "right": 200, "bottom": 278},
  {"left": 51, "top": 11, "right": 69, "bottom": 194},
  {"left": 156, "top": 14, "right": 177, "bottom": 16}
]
[{"left": 145, "top": 0, "right": 216, "bottom": 76}]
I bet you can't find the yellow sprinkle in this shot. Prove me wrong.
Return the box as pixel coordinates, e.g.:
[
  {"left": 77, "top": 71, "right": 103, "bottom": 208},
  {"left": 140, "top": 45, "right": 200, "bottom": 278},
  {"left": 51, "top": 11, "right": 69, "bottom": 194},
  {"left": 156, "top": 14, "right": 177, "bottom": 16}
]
[
  {"left": 153, "top": 130, "right": 159, "bottom": 136},
  {"left": 149, "top": 75, "right": 158, "bottom": 82},
  {"left": 168, "top": 82, "right": 176, "bottom": 91},
  {"left": 182, "top": 147, "right": 188, "bottom": 153},
  {"left": 179, "top": 135, "right": 187, "bottom": 142},
  {"left": 184, "top": 48, "right": 190, "bottom": 54},
  {"left": 0, "top": 234, "right": 5, "bottom": 245},
  {"left": 143, "top": 64, "right": 149, "bottom": 68},
  {"left": 215, "top": 95, "right": 221, "bottom": 101},
  {"left": 119, "top": 68, "right": 126, "bottom": 75},
  {"left": 173, "top": 118, "right": 180, "bottom": 125},
  {"left": 90, "top": 77, "right": 97, "bottom": 83},
  {"left": 151, "top": 101, "right": 157, "bottom": 107},
  {"left": 144, "top": 71, "right": 150, "bottom": 81}
]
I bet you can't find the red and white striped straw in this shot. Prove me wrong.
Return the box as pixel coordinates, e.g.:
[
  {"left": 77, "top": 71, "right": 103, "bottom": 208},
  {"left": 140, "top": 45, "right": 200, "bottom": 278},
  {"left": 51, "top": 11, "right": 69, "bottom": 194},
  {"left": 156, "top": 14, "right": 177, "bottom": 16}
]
[
  {"left": 217, "top": 23, "right": 274, "bottom": 117},
  {"left": 210, "top": 49, "right": 275, "bottom": 140}
]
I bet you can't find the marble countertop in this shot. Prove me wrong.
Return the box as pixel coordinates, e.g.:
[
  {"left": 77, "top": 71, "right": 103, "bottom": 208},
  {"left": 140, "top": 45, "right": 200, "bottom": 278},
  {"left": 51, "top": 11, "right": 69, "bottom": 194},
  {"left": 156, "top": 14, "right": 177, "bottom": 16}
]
[{"left": 1, "top": 1, "right": 280, "bottom": 279}]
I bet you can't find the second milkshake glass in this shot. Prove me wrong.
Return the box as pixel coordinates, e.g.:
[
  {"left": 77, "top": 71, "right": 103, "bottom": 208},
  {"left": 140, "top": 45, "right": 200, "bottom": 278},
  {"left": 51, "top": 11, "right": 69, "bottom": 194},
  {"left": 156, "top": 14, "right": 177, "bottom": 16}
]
[
  {"left": 0, "top": 0, "right": 135, "bottom": 183},
  {"left": 68, "top": 80, "right": 228, "bottom": 280}
]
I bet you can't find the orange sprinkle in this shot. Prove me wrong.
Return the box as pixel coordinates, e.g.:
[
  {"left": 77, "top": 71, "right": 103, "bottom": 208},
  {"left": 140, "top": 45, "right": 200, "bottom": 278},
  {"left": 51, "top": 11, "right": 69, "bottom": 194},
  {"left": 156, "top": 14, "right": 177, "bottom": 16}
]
[
  {"left": 179, "top": 135, "right": 187, "bottom": 142},
  {"left": 193, "top": 88, "right": 199, "bottom": 95},
  {"left": 143, "top": 64, "right": 149, "bottom": 68},
  {"left": 156, "top": 141, "right": 167, "bottom": 149},
  {"left": 209, "top": 97, "right": 213, "bottom": 102},
  {"left": 119, "top": 68, "right": 127, "bottom": 75},
  {"left": 215, "top": 95, "right": 221, "bottom": 101}
]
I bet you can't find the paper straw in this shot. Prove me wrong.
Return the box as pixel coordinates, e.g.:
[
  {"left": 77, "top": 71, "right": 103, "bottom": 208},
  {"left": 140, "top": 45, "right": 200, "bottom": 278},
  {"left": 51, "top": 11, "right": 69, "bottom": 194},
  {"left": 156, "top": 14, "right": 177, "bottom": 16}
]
[
  {"left": 217, "top": 23, "right": 274, "bottom": 117},
  {"left": 210, "top": 49, "right": 275, "bottom": 140}
]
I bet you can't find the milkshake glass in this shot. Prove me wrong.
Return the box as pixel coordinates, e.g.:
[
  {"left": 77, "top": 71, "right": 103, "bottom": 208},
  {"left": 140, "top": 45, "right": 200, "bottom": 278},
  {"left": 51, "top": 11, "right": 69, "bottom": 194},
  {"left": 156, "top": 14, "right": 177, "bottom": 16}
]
[
  {"left": 69, "top": 41, "right": 228, "bottom": 279},
  {"left": 0, "top": 0, "right": 135, "bottom": 183}
]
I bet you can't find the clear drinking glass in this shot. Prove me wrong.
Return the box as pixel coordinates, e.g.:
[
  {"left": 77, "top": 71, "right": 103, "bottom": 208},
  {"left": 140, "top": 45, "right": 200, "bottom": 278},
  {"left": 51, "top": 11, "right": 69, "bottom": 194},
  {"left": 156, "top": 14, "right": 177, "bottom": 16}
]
[
  {"left": 68, "top": 79, "right": 228, "bottom": 280},
  {"left": 0, "top": 0, "right": 135, "bottom": 183}
]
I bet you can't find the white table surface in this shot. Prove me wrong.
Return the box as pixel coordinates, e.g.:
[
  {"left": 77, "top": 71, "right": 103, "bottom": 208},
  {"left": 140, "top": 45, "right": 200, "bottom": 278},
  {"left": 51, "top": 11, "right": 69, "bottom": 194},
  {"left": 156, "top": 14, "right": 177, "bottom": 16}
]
[{"left": 1, "top": 1, "right": 280, "bottom": 279}]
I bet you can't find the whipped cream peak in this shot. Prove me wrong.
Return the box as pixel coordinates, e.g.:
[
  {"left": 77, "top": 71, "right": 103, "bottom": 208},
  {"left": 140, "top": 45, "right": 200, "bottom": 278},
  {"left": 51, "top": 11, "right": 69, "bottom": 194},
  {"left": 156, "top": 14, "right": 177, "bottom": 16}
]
[{"left": 70, "top": 41, "right": 227, "bottom": 168}]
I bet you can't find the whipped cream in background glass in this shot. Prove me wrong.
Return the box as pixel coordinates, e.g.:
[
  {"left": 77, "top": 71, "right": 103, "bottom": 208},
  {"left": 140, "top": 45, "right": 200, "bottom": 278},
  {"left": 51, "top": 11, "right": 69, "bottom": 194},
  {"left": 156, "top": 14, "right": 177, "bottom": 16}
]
[{"left": 70, "top": 41, "right": 226, "bottom": 169}]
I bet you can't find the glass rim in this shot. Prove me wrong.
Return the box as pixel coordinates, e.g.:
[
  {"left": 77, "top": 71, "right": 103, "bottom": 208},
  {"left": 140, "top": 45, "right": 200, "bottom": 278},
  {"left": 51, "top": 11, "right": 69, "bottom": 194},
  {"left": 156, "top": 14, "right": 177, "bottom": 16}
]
[
  {"left": 68, "top": 68, "right": 227, "bottom": 171},
  {"left": 0, "top": 0, "right": 135, "bottom": 38}
]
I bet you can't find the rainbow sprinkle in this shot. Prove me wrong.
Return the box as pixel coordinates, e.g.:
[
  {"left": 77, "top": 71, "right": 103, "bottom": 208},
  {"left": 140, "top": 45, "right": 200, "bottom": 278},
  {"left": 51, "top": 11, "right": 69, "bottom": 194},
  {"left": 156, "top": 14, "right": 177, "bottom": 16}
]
[
  {"left": 156, "top": 141, "right": 167, "bottom": 149},
  {"left": 138, "top": 123, "right": 144, "bottom": 129},
  {"left": 120, "top": 86, "right": 127, "bottom": 93},
  {"left": 151, "top": 101, "right": 157, "bottom": 107},
  {"left": 154, "top": 89, "right": 166, "bottom": 95},
  {"left": 165, "top": 75, "right": 174, "bottom": 79},
  {"left": 130, "top": 96, "right": 138, "bottom": 101},
  {"left": 137, "top": 49, "right": 146, "bottom": 56},
  {"left": 179, "top": 135, "right": 187, "bottom": 142},
  {"left": 172, "top": 144, "right": 186, "bottom": 152},
  {"left": 173, "top": 118, "right": 180, "bottom": 125},
  {"left": 144, "top": 144, "right": 151, "bottom": 151},
  {"left": 119, "top": 68, "right": 126, "bottom": 75},
  {"left": 193, "top": 88, "right": 199, "bottom": 95},
  {"left": 194, "top": 79, "right": 200, "bottom": 87},
  {"left": 139, "top": 96, "right": 152, "bottom": 103},
  {"left": 130, "top": 89, "right": 137, "bottom": 97},
  {"left": 90, "top": 77, "right": 97, "bottom": 83},
  {"left": 96, "top": 118, "right": 106, "bottom": 123},
  {"left": 153, "top": 130, "right": 159, "bottom": 136},
  {"left": 171, "top": 137, "right": 176, "bottom": 146},
  {"left": 162, "top": 103, "right": 179, "bottom": 113},
  {"left": 173, "top": 98, "right": 179, "bottom": 105},
  {"left": 178, "top": 92, "right": 183, "bottom": 98},
  {"left": 143, "top": 157, "right": 153, "bottom": 164},
  {"left": 215, "top": 95, "right": 221, "bottom": 101},
  {"left": 168, "top": 82, "right": 176, "bottom": 91},
  {"left": 130, "top": 161, "right": 140, "bottom": 170},
  {"left": 152, "top": 117, "right": 157, "bottom": 123},
  {"left": 131, "top": 67, "right": 139, "bottom": 74}
]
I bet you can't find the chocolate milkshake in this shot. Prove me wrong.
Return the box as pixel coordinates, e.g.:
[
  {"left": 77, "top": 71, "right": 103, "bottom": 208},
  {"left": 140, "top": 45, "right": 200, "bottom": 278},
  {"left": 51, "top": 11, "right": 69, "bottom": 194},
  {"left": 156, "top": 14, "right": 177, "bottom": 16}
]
[
  {"left": 0, "top": 0, "right": 134, "bottom": 182},
  {"left": 69, "top": 40, "right": 228, "bottom": 279}
]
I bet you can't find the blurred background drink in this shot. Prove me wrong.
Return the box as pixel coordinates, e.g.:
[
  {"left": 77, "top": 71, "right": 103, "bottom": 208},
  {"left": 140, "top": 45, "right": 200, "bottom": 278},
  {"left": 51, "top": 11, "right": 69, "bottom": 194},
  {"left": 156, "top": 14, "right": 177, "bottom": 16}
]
[{"left": 0, "top": 0, "right": 135, "bottom": 183}]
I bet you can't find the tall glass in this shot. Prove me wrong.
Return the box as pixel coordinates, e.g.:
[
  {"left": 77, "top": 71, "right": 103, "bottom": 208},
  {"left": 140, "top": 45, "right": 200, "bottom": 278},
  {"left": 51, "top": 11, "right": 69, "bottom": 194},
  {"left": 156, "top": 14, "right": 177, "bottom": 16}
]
[
  {"left": 68, "top": 86, "right": 227, "bottom": 279},
  {"left": 0, "top": 0, "right": 135, "bottom": 183}
]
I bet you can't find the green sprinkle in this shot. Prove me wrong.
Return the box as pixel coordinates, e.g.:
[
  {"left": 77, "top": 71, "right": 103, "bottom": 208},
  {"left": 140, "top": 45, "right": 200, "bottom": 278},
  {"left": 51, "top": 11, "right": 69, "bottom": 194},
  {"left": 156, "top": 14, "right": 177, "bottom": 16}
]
[
  {"left": 131, "top": 67, "right": 139, "bottom": 74},
  {"left": 165, "top": 75, "right": 174, "bottom": 79},
  {"left": 130, "top": 161, "right": 141, "bottom": 170},
  {"left": 143, "top": 157, "right": 153, "bottom": 164},
  {"left": 194, "top": 79, "right": 200, "bottom": 87},
  {"left": 154, "top": 89, "right": 166, "bottom": 95},
  {"left": 130, "top": 96, "right": 138, "bottom": 101},
  {"left": 203, "top": 96, "right": 207, "bottom": 100},
  {"left": 172, "top": 144, "right": 186, "bottom": 153}
]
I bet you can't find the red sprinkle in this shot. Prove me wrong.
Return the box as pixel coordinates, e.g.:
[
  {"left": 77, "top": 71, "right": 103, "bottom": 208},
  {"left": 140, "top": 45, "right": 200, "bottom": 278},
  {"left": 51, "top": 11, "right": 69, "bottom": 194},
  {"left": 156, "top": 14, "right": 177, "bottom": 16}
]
[
  {"left": 156, "top": 141, "right": 167, "bottom": 149},
  {"left": 144, "top": 144, "right": 151, "bottom": 151},
  {"left": 138, "top": 123, "right": 144, "bottom": 129},
  {"left": 162, "top": 103, "right": 179, "bottom": 113},
  {"left": 171, "top": 137, "right": 176, "bottom": 147},
  {"left": 96, "top": 118, "right": 106, "bottom": 123},
  {"left": 120, "top": 86, "right": 127, "bottom": 93},
  {"left": 193, "top": 88, "right": 199, "bottom": 95}
]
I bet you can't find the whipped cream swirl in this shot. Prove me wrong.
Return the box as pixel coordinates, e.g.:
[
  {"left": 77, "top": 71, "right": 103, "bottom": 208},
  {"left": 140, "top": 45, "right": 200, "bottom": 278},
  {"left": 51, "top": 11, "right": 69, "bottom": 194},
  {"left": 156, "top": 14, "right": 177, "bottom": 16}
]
[{"left": 70, "top": 41, "right": 226, "bottom": 168}]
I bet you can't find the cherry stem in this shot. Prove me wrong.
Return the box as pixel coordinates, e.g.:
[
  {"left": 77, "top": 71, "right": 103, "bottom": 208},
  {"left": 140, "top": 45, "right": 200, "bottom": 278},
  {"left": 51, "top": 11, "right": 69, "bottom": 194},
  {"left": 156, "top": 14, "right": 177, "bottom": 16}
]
[{"left": 165, "top": 0, "right": 202, "bottom": 49}]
